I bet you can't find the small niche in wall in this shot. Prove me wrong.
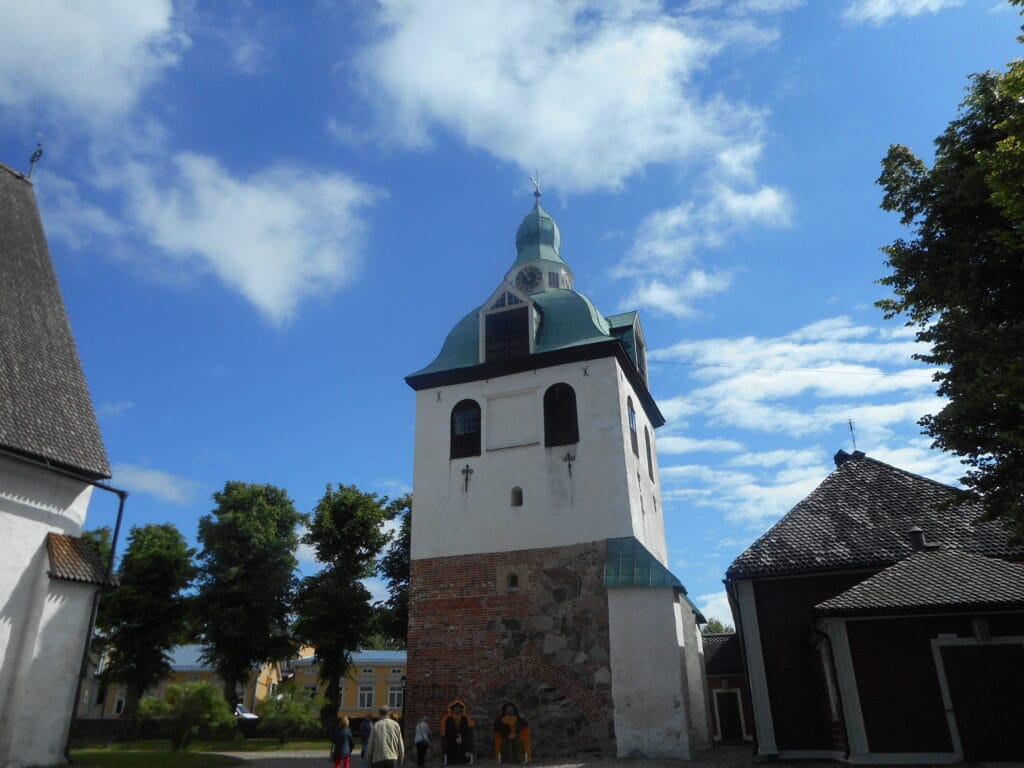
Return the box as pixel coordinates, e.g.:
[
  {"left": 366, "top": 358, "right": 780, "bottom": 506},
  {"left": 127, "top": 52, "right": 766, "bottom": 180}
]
[
  {"left": 507, "top": 573, "right": 520, "bottom": 592},
  {"left": 511, "top": 486, "right": 523, "bottom": 507}
]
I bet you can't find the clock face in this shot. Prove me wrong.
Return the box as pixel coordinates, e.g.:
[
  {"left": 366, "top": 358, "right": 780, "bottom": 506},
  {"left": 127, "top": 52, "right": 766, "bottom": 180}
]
[{"left": 515, "top": 265, "right": 543, "bottom": 292}]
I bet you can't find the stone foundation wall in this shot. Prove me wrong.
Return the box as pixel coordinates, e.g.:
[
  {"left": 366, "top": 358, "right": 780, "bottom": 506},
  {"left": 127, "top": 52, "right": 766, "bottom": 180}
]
[{"left": 407, "top": 541, "right": 615, "bottom": 758}]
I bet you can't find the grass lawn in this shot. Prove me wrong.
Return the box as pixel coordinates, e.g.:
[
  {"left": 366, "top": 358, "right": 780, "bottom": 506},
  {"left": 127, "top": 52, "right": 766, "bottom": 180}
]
[{"left": 69, "top": 738, "right": 332, "bottom": 766}]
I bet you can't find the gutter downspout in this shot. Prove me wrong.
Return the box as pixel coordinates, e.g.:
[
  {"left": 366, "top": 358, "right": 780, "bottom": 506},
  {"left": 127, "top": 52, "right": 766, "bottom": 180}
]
[{"left": 0, "top": 449, "right": 132, "bottom": 764}]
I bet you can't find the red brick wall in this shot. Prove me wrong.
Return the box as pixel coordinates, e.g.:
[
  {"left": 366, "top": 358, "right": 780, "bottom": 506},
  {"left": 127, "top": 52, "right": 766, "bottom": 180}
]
[{"left": 407, "top": 541, "right": 615, "bottom": 757}]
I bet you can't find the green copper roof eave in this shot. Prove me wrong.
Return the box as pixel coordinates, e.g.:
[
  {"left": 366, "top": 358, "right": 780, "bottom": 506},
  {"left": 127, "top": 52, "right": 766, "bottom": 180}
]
[{"left": 606, "top": 312, "right": 638, "bottom": 329}]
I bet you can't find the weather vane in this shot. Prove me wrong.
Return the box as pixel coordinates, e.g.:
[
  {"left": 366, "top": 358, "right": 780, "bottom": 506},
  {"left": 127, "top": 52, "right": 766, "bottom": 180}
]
[
  {"left": 530, "top": 174, "right": 542, "bottom": 199},
  {"left": 27, "top": 140, "right": 43, "bottom": 179}
]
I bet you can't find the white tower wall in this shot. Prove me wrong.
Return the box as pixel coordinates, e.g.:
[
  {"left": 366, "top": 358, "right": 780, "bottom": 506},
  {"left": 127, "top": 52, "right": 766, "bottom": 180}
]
[{"left": 410, "top": 355, "right": 667, "bottom": 564}]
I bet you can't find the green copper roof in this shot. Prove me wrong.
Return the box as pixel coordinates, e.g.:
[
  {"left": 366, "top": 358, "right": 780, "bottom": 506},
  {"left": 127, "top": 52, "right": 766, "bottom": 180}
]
[
  {"left": 605, "top": 536, "right": 684, "bottom": 590},
  {"left": 408, "top": 289, "right": 615, "bottom": 377},
  {"left": 513, "top": 198, "right": 566, "bottom": 268}
]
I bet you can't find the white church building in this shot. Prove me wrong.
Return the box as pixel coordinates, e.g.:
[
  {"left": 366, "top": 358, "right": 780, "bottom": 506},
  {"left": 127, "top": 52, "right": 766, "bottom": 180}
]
[
  {"left": 404, "top": 191, "right": 709, "bottom": 759},
  {"left": 0, "top": 162, "right": 113, "bottom": 768}
]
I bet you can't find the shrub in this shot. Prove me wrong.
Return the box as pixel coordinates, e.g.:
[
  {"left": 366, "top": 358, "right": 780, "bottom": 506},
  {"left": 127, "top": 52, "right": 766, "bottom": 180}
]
[
  {"left": 163, "top": 682, "right": 237, "bottom": 751},
  {"left": 137, "top": 696, "right": 171, "bottom": 721},
  {"left": 255, "top": 685, "right": 323, "bottom": 742}
]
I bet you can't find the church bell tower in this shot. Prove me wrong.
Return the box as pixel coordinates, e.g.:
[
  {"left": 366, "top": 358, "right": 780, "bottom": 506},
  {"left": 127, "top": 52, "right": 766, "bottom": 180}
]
[{"left": 404, "top": 192, "right": 709, "bottom": 759}]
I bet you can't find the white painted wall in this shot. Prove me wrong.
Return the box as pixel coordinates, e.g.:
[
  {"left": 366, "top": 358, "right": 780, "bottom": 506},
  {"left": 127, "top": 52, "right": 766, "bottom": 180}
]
[
  {"left": 411, "top": 356, "right": 668, "bottom": 563},
  {"left": 679, "top": 601, "right": 710, "bottom": 749},
  {"left": 0, "top": 454, "right": 98, "bottom": 768},
  {"left": 607, "top": 588, "right": 693, "bottom": 759}
]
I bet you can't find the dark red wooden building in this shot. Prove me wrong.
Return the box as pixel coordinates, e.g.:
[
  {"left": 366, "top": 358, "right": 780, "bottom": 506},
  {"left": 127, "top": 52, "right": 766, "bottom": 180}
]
[
  {"left": 703, "top": 633, "right": 753, "bottom": 745},
  {"left": 726, "top": 450, "right": 1024, "bottom": 764}
]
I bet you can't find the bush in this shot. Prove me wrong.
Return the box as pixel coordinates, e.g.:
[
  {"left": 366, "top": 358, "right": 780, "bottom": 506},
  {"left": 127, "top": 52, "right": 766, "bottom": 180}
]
[
  {"left": 163, "top": 682, "right": 237, "bottom": 751},
  {"left": 255, "top": 685, "right": 323, "bottom": 743},
  {"left": 137, "top": 696, "right": 171, "bottom": 721}
]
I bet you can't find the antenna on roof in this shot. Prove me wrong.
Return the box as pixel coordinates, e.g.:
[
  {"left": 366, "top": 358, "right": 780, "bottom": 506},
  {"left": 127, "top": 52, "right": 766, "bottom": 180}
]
[
  {"left": 27, "top": 141, "right": 43, "bottom": 179},
  {"left": 847, "top": 418, "right": 858, "bottom": 451},
  {"left": 530, "top": 174, "right": 542, "bottom": 199}
]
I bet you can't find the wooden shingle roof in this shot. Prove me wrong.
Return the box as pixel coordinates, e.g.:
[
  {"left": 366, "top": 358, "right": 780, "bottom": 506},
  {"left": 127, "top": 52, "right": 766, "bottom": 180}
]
[
  {"left": 0, "top": 164, "right": 110, "bottom": 479},
  {"left": 727, "top": 451, "right": 1019, "bottom": 580},
  {"left": 815, "top": 548, "right": 1024, "bottom": 616},
  {"left": 46, "top": 532, "right": 114, "bottom": 586},
  {"left": 703, "top": 632, "right": 742, "bottom": 675}
]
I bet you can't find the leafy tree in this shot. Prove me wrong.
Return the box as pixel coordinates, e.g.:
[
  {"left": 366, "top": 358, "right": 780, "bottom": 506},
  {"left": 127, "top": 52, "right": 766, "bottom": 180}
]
[
  {"left": 376, "top": 494, "right": 411, "bottom": 645},
  {"left": 702, "top": 617, "right": 734, "bottom": 634},
  {"left": 293, "top": 484, "right": 394, "bottom": 724},
  {"left": 162, "top": 682, "right": 237, "bottom": 751},
  {"left": 877, "top": 20, "right": 1024, "bottom": 538},
  {"left": 97, "top": 523, "right": 195, "bottom": 729},
  {"left": 195, "top": 482, "right": 304, "bottom": 704}
]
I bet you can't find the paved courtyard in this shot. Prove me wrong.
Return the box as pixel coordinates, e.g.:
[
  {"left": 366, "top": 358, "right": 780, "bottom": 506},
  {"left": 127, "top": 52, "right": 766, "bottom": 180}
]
[{"left": 214, "top": 748, "right": 835, "bottom": 768}]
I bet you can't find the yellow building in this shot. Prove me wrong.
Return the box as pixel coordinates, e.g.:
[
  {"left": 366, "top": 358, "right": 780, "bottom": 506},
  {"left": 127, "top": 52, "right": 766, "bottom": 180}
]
[
  {"left": 77, "top": 646, "right": 407, "bottom": 721},
  {"left": 289, "top": 648, "right": 407, "bottom": 719},
  {"left": 78, "top": 644, "right": 280, "bottom": 718}
]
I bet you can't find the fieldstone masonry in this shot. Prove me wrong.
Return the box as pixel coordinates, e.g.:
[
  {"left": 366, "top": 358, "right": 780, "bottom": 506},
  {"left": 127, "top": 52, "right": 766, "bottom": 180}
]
[{"left": 407, "top": 540, "right": 617, "bottom": 757}]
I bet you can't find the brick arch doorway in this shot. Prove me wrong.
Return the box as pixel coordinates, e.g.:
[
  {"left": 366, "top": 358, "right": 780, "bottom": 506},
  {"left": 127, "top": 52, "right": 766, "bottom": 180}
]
[{"left": 461, "top": 656, "right": 614, "bottom": 759}]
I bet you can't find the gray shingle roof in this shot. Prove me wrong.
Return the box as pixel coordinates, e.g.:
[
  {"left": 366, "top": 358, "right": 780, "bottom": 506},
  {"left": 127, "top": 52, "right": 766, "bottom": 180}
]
[
  {"left": 727, "top": 451, "right": 1019, "bottom": 579},
  {"left": 703, "top": 633, "right": 742, "bottom": 675},
  {"left": 0, "top": 164, "right": 110, "bottom": 478},
  {"left": 815, "top": 548, "right": 1024, "bottom": 616},
  {"left": 47, "top": 532, "right": 114, "bottom": 586}
]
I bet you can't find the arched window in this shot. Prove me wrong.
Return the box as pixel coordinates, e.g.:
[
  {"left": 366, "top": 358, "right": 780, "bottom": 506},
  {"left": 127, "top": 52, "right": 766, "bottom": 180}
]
[
  {"left": 644, "top": 427, "right": 654, "bottom": 481},
  {"left": 627, "top": 397, "right": 639, "bottom": 457},
  {"left": 544, "top": 383, "right": 579, "bottom": 447},
  {"left": 507, "top": 573, "right": 520, "bottom": 591},
  {"left": 450, "top": 399, "right": 481, "bottom": 459},
  {"left": 511, "top": 487, "right": 523, "bottom": 507}
]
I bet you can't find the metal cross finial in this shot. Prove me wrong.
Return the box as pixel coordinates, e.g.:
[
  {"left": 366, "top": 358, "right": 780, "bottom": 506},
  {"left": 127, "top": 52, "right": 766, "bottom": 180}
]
[
  {"left": 461, "top": 464, "right": 474, "bottom": 493},
  {"left": 27, "top": 142, "right": 43, "bottom": 179},
  {"left": 847, "top": 418, "right": 858, "bottom": 451},
  {"left": 530, "top": 175, "right": 542, "bottom": 199},
  {"left": 563, "top": 452, "right": 576, "bottom": 478}
]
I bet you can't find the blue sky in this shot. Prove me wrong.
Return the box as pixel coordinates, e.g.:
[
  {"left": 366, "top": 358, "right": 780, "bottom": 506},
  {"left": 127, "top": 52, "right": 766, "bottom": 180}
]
[{"left": 1, "top": 0, "right": 1020, "bottom": 623}]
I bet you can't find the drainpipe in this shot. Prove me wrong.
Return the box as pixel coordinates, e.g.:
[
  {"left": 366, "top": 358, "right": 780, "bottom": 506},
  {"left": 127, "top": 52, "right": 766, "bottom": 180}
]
[{"left": 0, "top": 449, "right": 131, "bottom": 764}]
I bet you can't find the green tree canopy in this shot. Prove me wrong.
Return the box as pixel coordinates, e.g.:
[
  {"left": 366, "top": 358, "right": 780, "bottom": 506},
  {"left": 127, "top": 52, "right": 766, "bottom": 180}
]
[
  {"left": 877, "top": 25, "right": 1024, "bottom": 537},
  {"left": 97, "top": 523, "right": 195, "bottom": 727},
  {"left": 293, "top": 484, "right": 395, "bottom": 724},
  {"left": 376, "top": 494, "right": 411, "bottom": 645},
  {"left": 195, "top": 481, "right": 304, "bottom": 703},
  {"left": 701, "top": 617, "right": 734, "bottom": 634}
]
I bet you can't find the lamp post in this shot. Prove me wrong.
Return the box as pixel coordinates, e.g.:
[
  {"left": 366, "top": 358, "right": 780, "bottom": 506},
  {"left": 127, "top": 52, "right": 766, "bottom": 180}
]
[{"left": 400, "top": 675, "right": 408, "bottom": 740}]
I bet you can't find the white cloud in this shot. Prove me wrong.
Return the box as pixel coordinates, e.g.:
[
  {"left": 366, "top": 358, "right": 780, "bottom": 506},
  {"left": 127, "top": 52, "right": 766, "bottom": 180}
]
[
  {"left": 357, "top": 1, "right": 779, "bottom": 192},
  {"left": 126, "top": 153, "right": 379, "bottom": 324},
  {"left": 111, "top": 463, "right": 205, "bottom": 505},
  {"left": 696, "top": 591, "right": 734, "bottom": 624},
  {"left": 617, "top": 180, "right": 791, "bottom": 316},
  {"left": 0, "top": 0, "right": 186, "bottom": 120},
  {"left": 843, "top": 0, "right": 962, "bottom": 25},
  {"left": 36, "top": 173, "right": 125, "bottom": 249},
  {"left": 96, "top": 400, "right": 135, "bottom": 418}
]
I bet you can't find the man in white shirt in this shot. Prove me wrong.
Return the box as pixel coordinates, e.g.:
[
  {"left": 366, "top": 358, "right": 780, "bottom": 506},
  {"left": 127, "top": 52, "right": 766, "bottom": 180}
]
[{"left": 365, "top": 705, "right": 405, "bottom": 768}]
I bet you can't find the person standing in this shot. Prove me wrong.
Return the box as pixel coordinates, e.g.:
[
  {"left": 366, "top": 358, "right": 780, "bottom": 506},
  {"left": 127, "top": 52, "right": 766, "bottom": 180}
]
[
  {"left": 331, "top": 715, "right": 356, "bottom": 768},
  {"left": 360, "top": 713, "right": 374, "bottom": 768},
  {"left": 365, "top": 705, "right": 405, "bottom": 768},
  {"left": 414, "top": 716, "right": 431, "bottom": 767}
]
